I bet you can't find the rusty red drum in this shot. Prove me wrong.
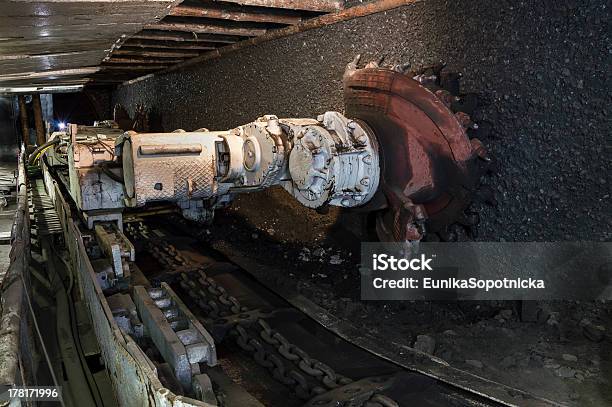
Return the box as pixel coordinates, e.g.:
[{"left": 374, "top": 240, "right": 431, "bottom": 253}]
[{"left": 344, "top": 67, "right": 483, "bottom": 241}]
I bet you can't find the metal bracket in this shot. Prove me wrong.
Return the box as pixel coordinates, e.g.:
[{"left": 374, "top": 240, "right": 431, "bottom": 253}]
[{"left": 93, "top": 222, "right": 134, "bottom": 280}]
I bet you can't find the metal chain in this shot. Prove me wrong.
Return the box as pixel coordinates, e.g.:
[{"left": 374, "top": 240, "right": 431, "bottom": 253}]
[
  {"left": 180, "top": 267, "right": 351, "bottom": 400},
  {"left": 230, "top": 320, "right": 326, "bottom": 399},
  {"left": 126, "top": 222, "right": 189, "bottom": 269},
  {"left": 128, "top": 221, "right": 397, "bottom": 405},
  {"left": 257, "top": 319, "right": 352, "bottom": 389},
  {"left": 178, "top": 270, "right": 248, "bottom": 318}
]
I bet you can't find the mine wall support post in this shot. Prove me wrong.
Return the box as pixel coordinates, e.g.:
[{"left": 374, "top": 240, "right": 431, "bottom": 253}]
[
  {"left": 32, "top": 94, "right": 46, "bottom": 146},
  {"left": 17, "top": 96, "right": 29, "bottom": 147}
]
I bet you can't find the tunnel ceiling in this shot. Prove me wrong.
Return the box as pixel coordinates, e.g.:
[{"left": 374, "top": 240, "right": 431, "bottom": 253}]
[
  {"left": 0, "top": 0, "right": 180, "bottom": 91},
  {"left": 0, "top": 0, "right": 343, "bottom": 92}
]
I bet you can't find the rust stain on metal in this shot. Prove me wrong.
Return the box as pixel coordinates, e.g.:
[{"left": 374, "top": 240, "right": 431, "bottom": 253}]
[
  {"left": 145, "top": 22, "right": 268, "bottom": 37},
  {"left": 344, "top": 67, "right": 480, "bottom": 240},
  {"left": 131, "top": 32, "right": 240, "bottom": 44},
  {"left": 214, "top": 0, "right": 343, "bottom": 12},
  {"left": 170, "top": 4, "right": 304, "bottom": 25}
]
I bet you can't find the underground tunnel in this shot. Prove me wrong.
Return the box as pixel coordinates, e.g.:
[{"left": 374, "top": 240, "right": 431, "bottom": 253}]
[{"left": 0, "top": 1, "right": 610, "bottom": 406}]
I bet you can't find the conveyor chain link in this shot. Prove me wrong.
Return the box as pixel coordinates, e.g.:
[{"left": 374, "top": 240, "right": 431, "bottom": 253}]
[
  {"left": 179, "top": 266, "right": 345, "bottom": 400},
  {"left": 231, "top": 322, "right": 325, "bottom": 399},
  {"left": 256, "top": 319, "right": 353, "bottom": 391},
  {"left": 178, "top": 270, "right": 248, "bottom": 318}
]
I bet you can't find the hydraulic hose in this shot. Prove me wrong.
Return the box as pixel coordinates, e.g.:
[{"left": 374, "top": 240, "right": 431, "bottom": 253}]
[{"left": 27, "top": 137, "right": 60, "bottom": 166}]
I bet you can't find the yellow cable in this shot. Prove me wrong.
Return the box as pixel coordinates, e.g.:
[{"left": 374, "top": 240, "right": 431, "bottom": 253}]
[{"left": 32, "top": 144, "right": 55, "bottom": 165}]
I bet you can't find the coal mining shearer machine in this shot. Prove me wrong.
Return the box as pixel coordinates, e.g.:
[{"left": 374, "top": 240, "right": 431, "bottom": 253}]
[{"left": 44, "top": 59, "right": 486, "bottom": 243}]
